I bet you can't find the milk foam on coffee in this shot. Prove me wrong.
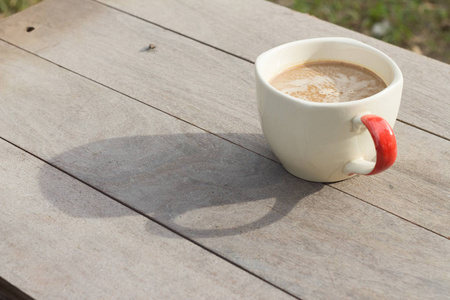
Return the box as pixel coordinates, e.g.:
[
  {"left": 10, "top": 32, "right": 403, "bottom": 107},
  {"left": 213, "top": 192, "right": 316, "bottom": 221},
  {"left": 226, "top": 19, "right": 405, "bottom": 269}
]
[{"left": 270, "top": 61, "right": 387, "bottom": 103}]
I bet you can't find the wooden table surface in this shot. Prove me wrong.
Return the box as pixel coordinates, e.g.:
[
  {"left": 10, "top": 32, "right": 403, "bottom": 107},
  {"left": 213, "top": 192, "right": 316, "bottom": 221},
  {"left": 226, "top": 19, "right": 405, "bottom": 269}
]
[{"left": 0, "top": 0, "right": 449, "bottom": 299}]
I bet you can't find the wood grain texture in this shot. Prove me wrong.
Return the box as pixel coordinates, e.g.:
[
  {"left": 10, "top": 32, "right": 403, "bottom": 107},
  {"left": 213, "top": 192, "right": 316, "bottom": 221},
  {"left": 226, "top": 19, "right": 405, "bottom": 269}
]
[
  {"left": 0, "top": 0, "right": 271, "bottom": 157},
  {"left": 95, "top": 0, "right": 450, "bottom": 139},
  {"left": 0, "top": 137, "right": 293, "bottom": 299},
  {"left": 0, "top": 40, "right": 449, "bottom": 299},
  {"left": 0, "top": 0, "right": 448, "bottom": 237}
]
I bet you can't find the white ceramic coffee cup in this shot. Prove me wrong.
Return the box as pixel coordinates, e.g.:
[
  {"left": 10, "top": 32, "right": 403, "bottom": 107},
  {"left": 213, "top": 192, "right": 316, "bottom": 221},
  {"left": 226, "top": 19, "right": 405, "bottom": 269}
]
[{"left": 255, "top": 37, "right": 403, "bottom": 182}]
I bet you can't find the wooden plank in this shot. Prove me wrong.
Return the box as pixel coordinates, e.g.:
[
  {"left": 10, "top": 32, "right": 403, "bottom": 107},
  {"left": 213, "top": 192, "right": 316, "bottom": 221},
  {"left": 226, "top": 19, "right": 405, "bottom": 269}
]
[
  {"left": 0, "top": 0, "right": 272, "bottom": 158},
  {"left": 94, "top": 0, "right": 450, "bottom": 140},
  {"left": 0, "top": 0, "right": 447, "bottom": 237},
  {"left": 0, "top": 130, "right": 292, "bottom": 299},
  {"left": 0, "top": 40, "right": 449, "bottom": 299}
]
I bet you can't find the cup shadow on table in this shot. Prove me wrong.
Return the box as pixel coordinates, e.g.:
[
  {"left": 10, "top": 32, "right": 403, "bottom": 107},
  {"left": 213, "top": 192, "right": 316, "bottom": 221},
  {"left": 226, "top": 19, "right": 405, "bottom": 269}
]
[{"left": 38, "top": 133, "right": 323, "bottom": 238}]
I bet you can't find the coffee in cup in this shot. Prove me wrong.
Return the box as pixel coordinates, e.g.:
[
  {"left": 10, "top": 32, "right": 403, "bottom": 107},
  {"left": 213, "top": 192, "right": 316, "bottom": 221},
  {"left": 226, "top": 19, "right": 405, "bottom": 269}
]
[{"left": 269, "top": 61, "right": 387, "bottom": 103}]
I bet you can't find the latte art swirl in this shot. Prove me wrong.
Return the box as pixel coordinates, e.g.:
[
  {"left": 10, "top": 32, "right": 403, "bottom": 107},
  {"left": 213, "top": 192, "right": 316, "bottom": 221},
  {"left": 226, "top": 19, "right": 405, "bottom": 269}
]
[{"left": 270, "top": 61, "right": 387, "bottom": 103}]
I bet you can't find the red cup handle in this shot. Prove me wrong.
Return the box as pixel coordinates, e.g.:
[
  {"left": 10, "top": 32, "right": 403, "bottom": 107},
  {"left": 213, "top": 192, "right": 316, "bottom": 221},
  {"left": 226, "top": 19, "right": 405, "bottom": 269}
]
[
  {"left": 360, "top": 114, "right": 397, "bottom": 175},
  {"left": 344, "top": 114, "right": 397, "bottom": 176}
]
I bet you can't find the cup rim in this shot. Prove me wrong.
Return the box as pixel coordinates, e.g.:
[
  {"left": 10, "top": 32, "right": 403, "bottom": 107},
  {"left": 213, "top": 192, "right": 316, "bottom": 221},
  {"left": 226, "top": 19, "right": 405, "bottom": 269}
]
[{"left": 255, "top": 37, "right": 403, "bottom": 107}]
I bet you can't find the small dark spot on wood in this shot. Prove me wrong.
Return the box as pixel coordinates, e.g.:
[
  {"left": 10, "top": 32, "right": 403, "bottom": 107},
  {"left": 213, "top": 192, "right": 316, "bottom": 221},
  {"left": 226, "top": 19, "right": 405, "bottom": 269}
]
[
  {"left": 26, "top": 26, "right": 35, "bottom": 32},
  {"left": 389, "top": 184, "right": 394, "bottom": 189},
  {"left": 139, "top": 44, "right": 157, "bottom": 53}
]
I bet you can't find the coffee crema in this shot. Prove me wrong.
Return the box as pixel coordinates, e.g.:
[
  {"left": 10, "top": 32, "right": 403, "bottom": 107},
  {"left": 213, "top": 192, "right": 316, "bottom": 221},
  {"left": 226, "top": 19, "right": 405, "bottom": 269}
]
[{"left": 269, "top": 61, "right": 387, "bottom": 103}]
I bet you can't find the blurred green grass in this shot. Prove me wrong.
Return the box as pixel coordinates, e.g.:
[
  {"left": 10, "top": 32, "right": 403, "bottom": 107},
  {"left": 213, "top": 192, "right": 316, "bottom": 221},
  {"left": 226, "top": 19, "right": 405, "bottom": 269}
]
[
  {"left": 273, "top": 0, "right": 449, "bottom": 63},
  {"left": 1, "top": 0, "right": 448, "bottom": 63},
  {"left": 0, "top": 0, "right": 41, "bottom": 17}
]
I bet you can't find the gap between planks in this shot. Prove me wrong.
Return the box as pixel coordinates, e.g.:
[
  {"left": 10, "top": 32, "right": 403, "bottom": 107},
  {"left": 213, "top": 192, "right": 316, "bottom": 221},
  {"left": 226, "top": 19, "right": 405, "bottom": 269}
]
[
  {"left": 0, "top": 276, "right": 34, "bottom": 300},
  {"left": 0, "top": 38, "right": 447, "bottom": 242}
]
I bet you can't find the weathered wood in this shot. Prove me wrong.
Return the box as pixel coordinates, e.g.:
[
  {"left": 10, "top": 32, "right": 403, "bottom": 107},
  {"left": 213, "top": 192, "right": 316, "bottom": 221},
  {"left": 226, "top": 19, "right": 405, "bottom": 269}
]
[
  {"left": 0, "top": 40, "right": 449, "bottom": 299},
  {"left": 0, "top": 0, "right": 272, "bottom": 158},
  {"left": 95, "top": 0, "right": 450, "bottom": 139},
  {"left": 0, "top": 140, "right": 293, "bottom": 299},
  {"left": 0, "top": 0, "right": 448, "bottom": 237}
]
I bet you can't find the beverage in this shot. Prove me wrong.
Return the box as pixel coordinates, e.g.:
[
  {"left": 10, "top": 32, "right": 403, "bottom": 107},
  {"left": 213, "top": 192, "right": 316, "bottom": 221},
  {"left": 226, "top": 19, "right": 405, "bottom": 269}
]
[
  {"left": 256, "top": 38, "right": 403, "bottom": 182},
  {"left": 269, "top": 61, "right": 386, "bottom": 103}
]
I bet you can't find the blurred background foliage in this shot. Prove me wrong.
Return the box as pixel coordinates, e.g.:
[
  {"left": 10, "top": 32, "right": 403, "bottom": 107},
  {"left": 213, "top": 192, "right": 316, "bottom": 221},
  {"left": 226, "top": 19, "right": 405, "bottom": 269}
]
[
  {"left": 0, "top": 0, "right": 41, "bottom": 17},
  {"left": 272, "top": 0, "right": 449, "bottom": 63},
  {"left": 0, "top": 0, "right": 448, "bottom": 63}
]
